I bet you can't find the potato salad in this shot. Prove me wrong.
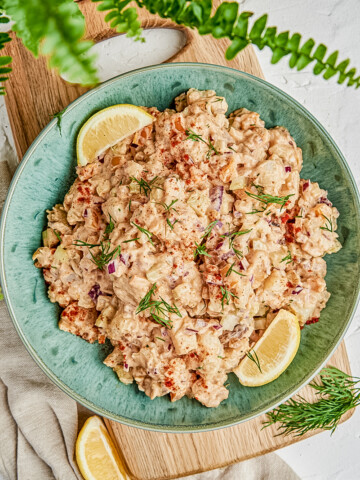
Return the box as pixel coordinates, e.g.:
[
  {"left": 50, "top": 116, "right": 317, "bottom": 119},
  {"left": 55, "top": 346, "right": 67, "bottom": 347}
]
[{"left": 33, "top": 89, "right": 341, "bottom": 408}]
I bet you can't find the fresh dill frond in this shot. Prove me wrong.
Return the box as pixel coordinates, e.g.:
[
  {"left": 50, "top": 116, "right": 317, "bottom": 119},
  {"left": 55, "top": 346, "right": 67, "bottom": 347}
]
[
  {"left": 156, "top": 199, "right": 178, "bottom": 213},
  {"left": 221, "top": 229, "right": 251, "bottom": 258},
  {"left": 54, "top": 230, "right": 62, "bottom": 242},
  {"left": 201, "top": 220, "right": 219, "bottom": 239},
  {"left": 194, "top": 242, "right": 211, "bottom": 259},
  {"left": 320, "top": 214, "right": 333, "bottom": 232},
  {"left": 246, "top": 207, "right": 267, "bottom": 215},
  {"left": 166, "top": 218, "right": 178, "bottom": 230},
  {"left": 122, "top": 238, "right": 139, "bottom": 243},
  {"left": 226, "top": 261, "right": 245, "bottom": 277},
  {"left": 50, "top": 107, "right": 66, "bottom": 135},
  {"left": 220, "top": 286, "right": 239, "bottom": 310},
  {"left": 136, "top": 284, "right": 181, "bottom": 328},
  {"left": 280, "top": 251, "right": 293, "bottom": 264},
  {"left": 73, "top": 239, "right": 121, "bottom": 270},
  {"left": 130, "top": 176, "right": 163, "bottom": 196},
  {"left": 185, "top": 128, "right": 219, "bottom": 157},
  {"left": 131, "top": 221, "right": 155, "bottom": 246},
  {"left": 104, "top": 214, "right": 115, "bottom": 238},
  {"left": 246, "top": 349, "right": 262, "bottom": 373},
  {"left": 245, "top": 191, "right": 294, "bottom": 209},
  {"left": 263, "top": 367, "right": 360, "bottom": 436}
]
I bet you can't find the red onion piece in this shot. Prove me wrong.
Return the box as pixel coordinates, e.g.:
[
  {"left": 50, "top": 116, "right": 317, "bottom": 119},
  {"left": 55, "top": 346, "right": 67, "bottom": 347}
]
[
  {"left": 195, "top": 319, "right": 207, "bottom": 329},
  {"left": 88, "top": 284, "right": 102, "bottom": 301},
  {"left": 212, "top": 324, "right": 222, "bottom": 330},
  {"left": 108, "top": 261, "right": 116, "bottom": 274},
  {"left": 233, "top": 211, "right": 242, "bottom": 218},
  {"left": 123, "top": 363, "right": 129, "bottom": 371},
  {"left": 249, "top": 274, "right": 254, "bottom": 284},
  {"left": 285, "top": 166, "right": 292, "bottom": 172},
  {"left": 239, "top": 257, "right": 249, "bottom": 270},
  {"left": 97, "top": 153, "right": 105, "bottom": 163},
  {"left": 120, "top": 253, "right": 130, "bottom": 267},
  {"left": 303, "top": 181, "right": 310, "bottom": 191},
  {"left": 292, "top": 285, "right": 303, "bottom": 295},
  {"left": 221, "top": 251, "right": 235, "bottom": 261},
  {"left": 83, "top": 209, "right": 88, "bottom": 218},
  {"left": 318, "top": 196, "right": 332, "bottom": 207},
  {"left": 210, "top": 186, "right": 224, "bottom": 212},
  {"left": 215, "top": 241, "right": 224, "bottom": 250},
  {"left": 185, "top": 328, "right": 198, "bottom": 335}
]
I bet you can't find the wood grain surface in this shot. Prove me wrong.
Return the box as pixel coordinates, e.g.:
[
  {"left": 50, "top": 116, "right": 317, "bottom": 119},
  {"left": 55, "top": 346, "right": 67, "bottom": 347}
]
[{"left": 2, "top": 1, "right": 353, "bottom": 479}]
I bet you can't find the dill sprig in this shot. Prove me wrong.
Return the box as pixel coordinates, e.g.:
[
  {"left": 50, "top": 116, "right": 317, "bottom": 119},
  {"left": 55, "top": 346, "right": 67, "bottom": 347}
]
[
  {"left": 226, "top": 261, "right": 245, "bottom": 277},
  {"left": 220, "top": 286, "right": 239, "bottom": 310},
  {"left": 155, "top": 336, "right": 166, "bottom": 342},
  {"left": 194, "top": 242, "right": 211, "bottom": 259},
  {"left": 136, "top": 283, "right": 181, "bottom": 328},
  {"left": 166, "top": 218, "right": 178, "bottom": 230},
  {"left": 50, "top": 107, "right": 66, "bottom": 135},
  {"left": 280, "top": 251, "right": 293, "bottom": 264},
  {"left": 130, "top": 176, "right": 163, "bottom": 196},
  {"left": 131, "top": 221, "right": 155, "bottom": 246},
  {"left": 201, "top": 220, "right": 219, "bottom": 239},
  {"left": 246, "top": 349, "right": 262, "bottom": 373},
  {"left": 185, "top": 128, "right": 219, "bottom": 158},
  {"left": 73, "top": 239, "right": 121, "bottom": 270},
  {"left": 245, "top": 191, "right": 294, "bottom": 208},
  {"left": 156, "top": 199, "right": 178, "bottom": 213},
  {"left": 122, "top": 238, "right": 139, "bottom": 243},
  {"left": 73, "top": 216, "right": 120, "bottom": 269},
  {"left": 246, "top": 207, "right": 267, "bottom": 215},
  {"left": 104, "top": 214, "right": 115, "bottom": 238},
  {"left": 54, "top": 230, "right": 62, "bottom": 242},
  {"left": 320, "top": 214, "right": 333, "bottom": 232},
  {"left": 221, "top": 229, "right": 252, "bottom": 258},
  {"left": 263, "top": 367, "right": 360, "bottom": 436}
]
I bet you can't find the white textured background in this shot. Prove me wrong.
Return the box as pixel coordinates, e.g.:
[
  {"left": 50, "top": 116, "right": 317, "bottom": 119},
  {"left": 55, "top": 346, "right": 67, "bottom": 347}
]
[{"left": 1, "top": 1, "right": 359, "bottom": 479}]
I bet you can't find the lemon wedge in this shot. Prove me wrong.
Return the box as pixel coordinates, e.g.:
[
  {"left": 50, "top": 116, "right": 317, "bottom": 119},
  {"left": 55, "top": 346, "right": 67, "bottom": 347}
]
[
  {"left": 76, "top": 415, "right": 130, "bottom": 480},
  {"left": 76, "top": 104, "right": 154, "bottom": 166},
  {"left": 235, "top": 309, "right": 300, "bottom": 387}
]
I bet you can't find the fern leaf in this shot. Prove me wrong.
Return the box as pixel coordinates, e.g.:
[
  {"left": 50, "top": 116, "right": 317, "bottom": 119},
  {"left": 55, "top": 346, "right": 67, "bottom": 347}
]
[
  {"left": 95, "top": 0, "right": 359, "bottom": 89},
  {"left": 3, "top": 0, "right": 97, "bottom": 86},
  {"left": 0, "top": 10, "right": 11, "bottom": 95}
]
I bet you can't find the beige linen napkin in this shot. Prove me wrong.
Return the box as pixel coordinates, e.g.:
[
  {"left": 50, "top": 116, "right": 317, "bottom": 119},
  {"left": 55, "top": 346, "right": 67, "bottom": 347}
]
[{"left": 0, "top": 150, "right": 300, "bottom": 480}]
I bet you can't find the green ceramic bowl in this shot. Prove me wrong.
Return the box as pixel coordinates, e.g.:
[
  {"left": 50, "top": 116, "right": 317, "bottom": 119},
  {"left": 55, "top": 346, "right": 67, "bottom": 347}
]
[{"left": 1, "top": 63, "right": 360, "bottom": 432}]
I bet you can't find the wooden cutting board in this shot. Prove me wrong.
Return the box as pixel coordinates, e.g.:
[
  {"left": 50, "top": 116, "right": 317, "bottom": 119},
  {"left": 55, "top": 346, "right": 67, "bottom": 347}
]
[{"left": 3, "top": 1, "right": 353, "bottom": 479}]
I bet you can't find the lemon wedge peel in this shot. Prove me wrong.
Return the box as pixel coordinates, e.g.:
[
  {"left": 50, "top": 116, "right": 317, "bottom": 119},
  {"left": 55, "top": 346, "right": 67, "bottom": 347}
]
[
  {"left": 76, "top": 415, "right": 130, "bottom": 480},
  {"left": 235, "top": 309, "right": 301, "bottom": 387},
  {"left": 76, "top": 104, "right": 154, "bottom": 166}
]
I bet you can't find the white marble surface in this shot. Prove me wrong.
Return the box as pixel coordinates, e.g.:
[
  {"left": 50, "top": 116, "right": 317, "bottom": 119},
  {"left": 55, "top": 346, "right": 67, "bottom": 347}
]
[{"left": 1, "top": 1, "right": 359, "bottom": 479}]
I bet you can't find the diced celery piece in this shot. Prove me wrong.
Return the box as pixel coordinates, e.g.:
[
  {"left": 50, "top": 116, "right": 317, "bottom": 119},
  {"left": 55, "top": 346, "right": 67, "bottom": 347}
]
[
  {"left": 53, "top": 246, "right": 68, "bottom": 263},
  {"left": 187, "top": 191, "right": 210, "bottom": 216},
  {"left": 113, "top": 365, "right": 133, "bottom": 385},
  {"left": 230, "top": 176, "right": 247, "bottom": 190}
]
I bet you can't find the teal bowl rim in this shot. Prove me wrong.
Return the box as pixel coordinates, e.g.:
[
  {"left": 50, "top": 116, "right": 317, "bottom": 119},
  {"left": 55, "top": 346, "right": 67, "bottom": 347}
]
[{"left": 1, "top": 62, "right": 360, "bottom": 433}]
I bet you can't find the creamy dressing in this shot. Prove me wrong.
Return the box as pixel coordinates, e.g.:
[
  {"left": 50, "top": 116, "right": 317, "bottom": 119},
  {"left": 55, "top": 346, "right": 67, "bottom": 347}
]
[{"left": 33, "top": 89, "right": 341, "bottom": 408}]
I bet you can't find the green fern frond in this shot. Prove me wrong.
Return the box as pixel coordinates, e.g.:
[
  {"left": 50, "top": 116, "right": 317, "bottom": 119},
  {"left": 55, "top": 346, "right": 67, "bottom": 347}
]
[
  {"left": 94, "top": 0, "right": 144, "bottom": 41},
  {"left": 0, "top": 9, "right": 12, "bottom": 95},
  {"left": 3, "top": 0, "right": 97, "bottom": 86},
  {"left": 94, "top": 0, "right": 359, "bottom": 89}
]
